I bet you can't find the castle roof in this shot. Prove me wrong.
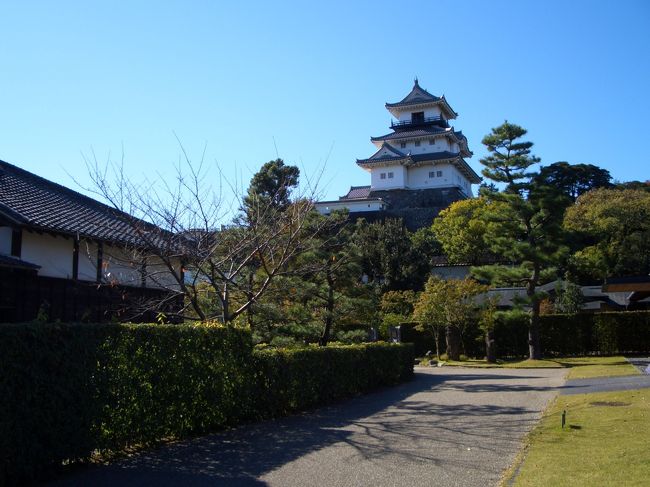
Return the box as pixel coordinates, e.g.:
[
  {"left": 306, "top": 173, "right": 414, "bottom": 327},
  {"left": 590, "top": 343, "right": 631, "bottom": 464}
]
[
  {"left": 371, "top": 126, "right": 450, "bottom": 143},
  {"left": 356, "top": 152, "right": 481, "bottom": 184},
  {"left": 385, "top": 79, "right": 458, "bottom": 119}
]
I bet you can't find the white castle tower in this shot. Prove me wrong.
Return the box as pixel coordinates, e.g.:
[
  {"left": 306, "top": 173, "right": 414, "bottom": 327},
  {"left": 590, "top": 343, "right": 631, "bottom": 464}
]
[{"left": 316, "top": 80, "right": 481, "bottom": 229}]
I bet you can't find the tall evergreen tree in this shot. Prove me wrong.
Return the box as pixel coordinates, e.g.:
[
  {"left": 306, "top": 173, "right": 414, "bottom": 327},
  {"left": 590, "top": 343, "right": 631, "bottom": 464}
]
[{"left": 473, "top": 121, "right": 566, "bottom": 360}]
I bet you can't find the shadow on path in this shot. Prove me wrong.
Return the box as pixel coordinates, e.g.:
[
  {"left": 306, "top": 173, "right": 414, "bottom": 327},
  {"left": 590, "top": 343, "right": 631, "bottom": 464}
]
[{"left": 49, "top": 371, "right": 551, "bottom": 486}]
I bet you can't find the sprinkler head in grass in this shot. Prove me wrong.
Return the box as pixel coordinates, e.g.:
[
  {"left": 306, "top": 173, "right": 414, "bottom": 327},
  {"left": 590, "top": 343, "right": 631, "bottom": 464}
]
[{"left": 561, "top": 410, "right": 566, "bottom": 429}]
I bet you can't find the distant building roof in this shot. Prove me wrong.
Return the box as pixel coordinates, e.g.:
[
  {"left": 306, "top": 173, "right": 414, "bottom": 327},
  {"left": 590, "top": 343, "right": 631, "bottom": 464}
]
[
  {"left": 341, "top": 185, "right": 372, "bottom": 199},
  {"left": 0, "top": 159, "right": 165, "bottom": 246}
]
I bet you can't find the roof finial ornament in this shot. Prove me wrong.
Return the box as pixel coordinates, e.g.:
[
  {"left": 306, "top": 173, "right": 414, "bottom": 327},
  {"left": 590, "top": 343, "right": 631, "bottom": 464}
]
[{"left": 414, "top": 76, "right": 419, "bottom": 86}]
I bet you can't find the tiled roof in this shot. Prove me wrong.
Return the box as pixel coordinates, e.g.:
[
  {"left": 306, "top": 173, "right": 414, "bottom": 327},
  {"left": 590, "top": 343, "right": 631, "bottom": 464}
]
[
  {"left": 385, "top": 79, "right": 440, "bottom": 108},
  {"left": 341, "top": 186, "right": 372, "bottom": 199},
  {"left": 371, "top": 126, "right": 450, "bottom": 142},
  {"left": 367, "top": 142, "right": 407, "bottom": 160},
  {"left": 357, "top": 151, "right": 460, "bottom": 166},
  {"left": 0, "top": 159, "right": 163, "bottom": 246},
  {"left": 0, "top": 254, "right": 40, "bottom": 270}
]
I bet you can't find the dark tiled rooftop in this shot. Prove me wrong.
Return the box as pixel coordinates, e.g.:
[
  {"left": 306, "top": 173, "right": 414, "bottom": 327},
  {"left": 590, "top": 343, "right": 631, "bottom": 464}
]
[
  {"left": 371, "top": 126, "right": 450, "bottom": 142},
  {"left": 385, "top": 80, "right": 440, "bottom": 108},
  {"left": 341, "top": 186, "right": 372, "bottom": 199},
  {"left": 357, "top": 151, "right": 460, "bottom": 166},
  {"left": 0, "top": 159, "right": 163, "bottom": 246}
]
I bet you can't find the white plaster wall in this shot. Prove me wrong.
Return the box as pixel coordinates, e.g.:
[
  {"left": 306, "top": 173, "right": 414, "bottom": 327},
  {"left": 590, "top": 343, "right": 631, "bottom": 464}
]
[
  {"left": 145, "top": 256, "right": 182, "bottom": 290},
  {"left": 407, "top": 164, "right": 473, "bottom": 194},
  {"left": 407, "top": 164, "right": 454, "bottom": 189},
  {"left": 377, "top": 136, "right": 456, "bottom": 155},
  {"left": 21, "top": 231, "right": 73, "bottom": 278},
  {"left": 315, "top": 200, "right": 384, "bottom": 215},
  {"left": 370, "top": 165, "right": 406, "bottom": 189},
  {"left": 0, "top": 227, "right": 12, "bottom": 255},
  {"left": 78, "top": 239, "right": 98, "bottom": 282},
  {"left": 102, "top": 244, "right": 143, "bottom": 287}
]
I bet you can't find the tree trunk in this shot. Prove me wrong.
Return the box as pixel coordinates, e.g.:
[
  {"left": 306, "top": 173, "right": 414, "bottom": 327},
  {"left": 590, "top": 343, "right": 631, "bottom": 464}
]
[
  {"left": 485, "top": 328, "right": 496, "bottom": 363},
  {"left": 318, "top": 263, "right": 334, "bottom": 347},
  {"left": 446, "top": 325, "right": 461, "bottom": 361},
  {"left": 528, "top": 301, "right": 542, "bottom": 360},
  {"left": 222, "top": 282, "right": 230, "bottom": 324},
  {"left": 433, "top": 326, "right": 441, "bottom": 360},
  {"left": 527, "top": 263, "right": 542, "bottom": 360}
]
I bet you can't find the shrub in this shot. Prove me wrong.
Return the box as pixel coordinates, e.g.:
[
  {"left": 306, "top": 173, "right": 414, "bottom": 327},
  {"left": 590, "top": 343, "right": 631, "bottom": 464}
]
[
  {"left": 0, "top": 323, "right": 253, "bottom": 485},
  {"left": 250, "top": 342, "right": 414, "bottom": 417},
  {"left": 0, "top": 324, "right": 413, "bottom": 485}
]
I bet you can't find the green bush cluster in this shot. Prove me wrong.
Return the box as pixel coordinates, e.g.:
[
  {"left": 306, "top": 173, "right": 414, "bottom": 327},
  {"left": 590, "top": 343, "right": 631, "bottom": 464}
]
[
  {"left": 0, "top": 323, "right": 413, "bottom": 485},
  {"left": 401, "top": 311, "right": 650, "bottom": 358}
]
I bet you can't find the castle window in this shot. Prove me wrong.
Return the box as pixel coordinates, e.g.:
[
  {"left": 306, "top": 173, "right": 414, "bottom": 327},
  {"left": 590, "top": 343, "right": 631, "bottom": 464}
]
[
  {"left": 411, "top": 112, "right": 424, "bottom": 123},
  {"left": 437, "top": 170, "right": 443, "bottom": 177},
  {"left": 415, "top": 141, "right": 421, "bottom": 147},
  {"left": 400, "top": 142, "right": 406, "bottom": 148},
  {"left": 429, "top": 171, "right": 435, "bottom": 178},
  {"left": 388, "top": 172, "right": 394, "bottom": 179},
  {"left": 380, "top": 173, "right": 386, "bottom": 180}
]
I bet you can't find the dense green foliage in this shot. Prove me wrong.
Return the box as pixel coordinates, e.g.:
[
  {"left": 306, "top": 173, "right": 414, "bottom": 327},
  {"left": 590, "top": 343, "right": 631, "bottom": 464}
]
[
  {"left": 0, "top": 323, "right": 413, "bottom": 485},
  {"left": 564, "top": 188, "right": 650, "bottom": 279}
]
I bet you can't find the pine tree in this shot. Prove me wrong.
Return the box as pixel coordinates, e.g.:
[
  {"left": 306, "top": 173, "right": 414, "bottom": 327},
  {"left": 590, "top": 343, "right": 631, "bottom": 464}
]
[{"left": 473, "top": 121, "right": 566, "bottom": 360}]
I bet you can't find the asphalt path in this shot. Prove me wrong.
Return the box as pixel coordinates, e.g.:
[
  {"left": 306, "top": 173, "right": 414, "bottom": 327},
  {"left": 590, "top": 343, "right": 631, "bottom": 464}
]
[
  {"left": 48, "top": 368, "right": 566, "bottom": 487},
  {"left": 561, "top": 374, "right": 650, "bottom": 395},
  {"left": 626, "top": 357, "right": 650, "bottom": 374}
]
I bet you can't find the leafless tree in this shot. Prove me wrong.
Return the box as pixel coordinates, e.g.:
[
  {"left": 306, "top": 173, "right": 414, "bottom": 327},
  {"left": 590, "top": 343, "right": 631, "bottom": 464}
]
[{"left": 83, "top": 148, "right": 330, "bottom": 324}]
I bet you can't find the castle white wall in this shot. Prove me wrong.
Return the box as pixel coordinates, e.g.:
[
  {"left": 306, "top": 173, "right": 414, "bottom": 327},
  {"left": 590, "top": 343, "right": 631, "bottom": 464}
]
[
  {"left": 370, "top": 165, "right": 407, "bottom": 189},
  {"left": 380, "top": 137, "right": 456, "bottom": 155},
  {"left": 315, "top": 200, "right": 385, "bottom": 215},
  {"left": 396, "top": 106, "right": 442, "bottom": 122},
  {"left": 407, "top": 164, "right": 454, "bottom": 189},
  {"left": 407, "top": 164, "right": 473, "bottom": 196},
  {"left": 21, "top": 231, "right": 73, "bottom": 278},
  {"left": 0, "top": 227, "right": 12, "bottom": 255}
]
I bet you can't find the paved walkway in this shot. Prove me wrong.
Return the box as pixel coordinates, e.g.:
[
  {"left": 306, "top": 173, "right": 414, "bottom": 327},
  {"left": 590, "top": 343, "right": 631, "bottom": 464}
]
[
  {"left": 626, "top": 357, "right": 650, "bottom": 374},
  {"left": 561, "top": 374, "right": 650, "bottom": 395},
  {"left": 49, "top": 368, "right": 566, "bottom": 487}
]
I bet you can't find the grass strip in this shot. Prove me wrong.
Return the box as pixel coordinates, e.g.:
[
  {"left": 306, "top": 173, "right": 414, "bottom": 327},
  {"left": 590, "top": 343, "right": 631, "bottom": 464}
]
[
  {"left": 436, "top": 356, "right": 640, "bottom": 378},
  {"left": 503, "top": 387, "right": 650, "bottom": 487}
]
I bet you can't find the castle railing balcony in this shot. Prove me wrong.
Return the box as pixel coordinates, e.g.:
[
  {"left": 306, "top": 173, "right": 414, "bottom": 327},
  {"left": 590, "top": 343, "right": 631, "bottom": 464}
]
[{"left": 390, "top": 116, "right": 447, "bottom": 129}]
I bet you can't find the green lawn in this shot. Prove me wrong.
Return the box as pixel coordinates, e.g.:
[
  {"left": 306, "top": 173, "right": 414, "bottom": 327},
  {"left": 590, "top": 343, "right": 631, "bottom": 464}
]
[
  {"left": 437, "top": 356, "right": 639, "bottom": 379},
  {"left": 503, "top": 388, "right": 650, "bottom": 487}
]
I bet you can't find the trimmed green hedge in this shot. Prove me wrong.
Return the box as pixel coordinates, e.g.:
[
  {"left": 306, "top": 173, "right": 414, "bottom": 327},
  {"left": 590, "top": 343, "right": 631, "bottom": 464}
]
[
  {"left": 401, "top": 311, "right": 650, "bottom": 358},
  {"left": 497, "top": 311, "right": 650, "bottom": 357},
  {"left": 251, "top": 343, "right": 414, "bottom": 416},
  {"left": 0, "top": 323, "right": 413, "bottom": 485}
]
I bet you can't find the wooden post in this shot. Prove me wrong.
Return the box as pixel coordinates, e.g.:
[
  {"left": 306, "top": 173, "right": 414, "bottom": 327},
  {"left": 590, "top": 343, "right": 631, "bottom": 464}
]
[
  {"left": 96, "top": 242, "right": 103, "bottom": 283},
  {"left": 11, "top": 228, "right": 22, "bottom": 257},
  {"left": 72, "top": 236, "right": 79, "bottom": 280}
]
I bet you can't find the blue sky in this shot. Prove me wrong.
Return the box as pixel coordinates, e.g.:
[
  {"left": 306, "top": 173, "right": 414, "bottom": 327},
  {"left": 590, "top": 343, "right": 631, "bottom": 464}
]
[{"left": 1, "top": 0, "right": 649, "bottom": 206}]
